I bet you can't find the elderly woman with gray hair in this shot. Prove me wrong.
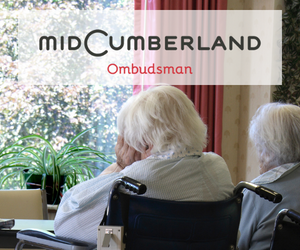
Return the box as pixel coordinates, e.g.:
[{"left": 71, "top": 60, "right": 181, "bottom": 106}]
[
  {"left": 54, "top": 85, "right": 234, "bottom": 245},
  {"left": 238, "top": 102, "right": 300, "bottom": 250}
]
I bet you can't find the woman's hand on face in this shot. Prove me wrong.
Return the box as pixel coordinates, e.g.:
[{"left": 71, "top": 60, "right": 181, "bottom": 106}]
[{"left": 115, "top": 135, "right": 141, "bottom": 170}]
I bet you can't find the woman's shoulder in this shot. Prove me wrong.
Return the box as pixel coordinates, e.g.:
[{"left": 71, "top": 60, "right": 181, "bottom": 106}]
[
  {"left": 120, "top": 151, "right": 229, "bottom": 177},
  {"left": 199, "top": 152, "right": 233, "bottom": 185},
  {"left": 200, "top": 152, "right": 228, "bottom": 166}
]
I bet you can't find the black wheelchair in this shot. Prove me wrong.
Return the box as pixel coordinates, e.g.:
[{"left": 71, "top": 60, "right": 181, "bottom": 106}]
[
  {"left": 15, "top": 176, "right": 282, "bottom": 250},
  {"left": 270, "top": 208, "right": 300, "bottom": 250}
]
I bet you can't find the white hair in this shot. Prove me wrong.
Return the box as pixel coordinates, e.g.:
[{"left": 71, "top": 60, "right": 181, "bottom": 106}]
[
  {"left": 117, "top": 86, "right": 207, "bottom": 154},
  {"left": 249, "top": 102, "right": 300, "bottom": 170}
]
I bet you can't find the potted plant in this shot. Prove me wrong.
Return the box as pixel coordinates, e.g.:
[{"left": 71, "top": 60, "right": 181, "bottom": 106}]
[{"left": 0, "top": 128, "right": 111, "bottom": 204}]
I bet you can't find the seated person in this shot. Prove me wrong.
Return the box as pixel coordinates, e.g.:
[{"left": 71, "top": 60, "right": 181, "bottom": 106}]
[
  {"left": 238, "top": 103, "right": 300, "bottom": 250},
  {"left": 54, "top": 86, "right": 234, "bottom": 244}
]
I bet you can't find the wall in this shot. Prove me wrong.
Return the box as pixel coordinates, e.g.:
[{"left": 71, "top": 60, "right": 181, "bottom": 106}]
[{"left": 223, "top": 0, "right": 284, "bottom": 184}]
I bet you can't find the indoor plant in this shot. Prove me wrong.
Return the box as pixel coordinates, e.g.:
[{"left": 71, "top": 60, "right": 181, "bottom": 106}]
[
  {"left": 273, "top": 0, "right": 300, "bottom": 104},
  {"left": 0, "top": 128, "right": 111, "bottom": 204}
]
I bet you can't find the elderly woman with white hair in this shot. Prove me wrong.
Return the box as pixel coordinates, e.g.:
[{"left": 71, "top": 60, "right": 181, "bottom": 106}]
[
  {"left": 54, "top": 86, "right": 234, "bottom": 245},
  {"left": 238, "top": 102, "right": 300, "bottom": 250}
]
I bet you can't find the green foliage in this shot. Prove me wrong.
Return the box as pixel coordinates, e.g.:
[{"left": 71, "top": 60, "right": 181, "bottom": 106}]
[
  {"left": 273, "top": 0, "right": 300, "bottom": 104},
  {"left": 0, "top": 0, "right": 134, "bottom": 189},
  {"left": 0, "top": 128, "right": 111, "bottom": 202},
  {"left": 0, "top": 84, "right": 131, "bottom": 152},
  {"left": 0, "top": 0, "right": 133, "bottom": 10}
]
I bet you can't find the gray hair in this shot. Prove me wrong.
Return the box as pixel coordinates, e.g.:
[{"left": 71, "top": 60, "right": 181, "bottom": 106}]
[
  {"left": 249, "top": 102, "right": 300, "bottom": 170},
  {"left": 117, "top": 86, "right": 207, "bottom": 154}
]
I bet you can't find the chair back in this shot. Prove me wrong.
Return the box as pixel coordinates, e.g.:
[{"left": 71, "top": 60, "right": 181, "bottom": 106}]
[
  {"left": 270, "top": 209, "right": 300, "bottom": 250},
  {"left": 105, "top": 189, "right": 243, "bottom": 250},
  {"left": 0, "top": 189, "right": 48, "bottom": 220}
]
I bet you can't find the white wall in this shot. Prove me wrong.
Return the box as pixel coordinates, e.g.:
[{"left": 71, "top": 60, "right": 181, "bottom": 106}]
[{"left": 223, "top": 0, "right": 284, "bottom": 184}]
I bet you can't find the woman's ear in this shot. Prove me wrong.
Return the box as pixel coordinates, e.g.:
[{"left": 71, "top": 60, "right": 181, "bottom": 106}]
[
  {"left": 141, "top": 144, "right": 153, "bottom": 159},
  {"left": 145, "top": 145, "right": 153, "bottom": 155}
]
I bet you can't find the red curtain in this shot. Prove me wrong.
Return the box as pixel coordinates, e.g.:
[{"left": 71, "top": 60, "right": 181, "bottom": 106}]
[
  {"left": 134, "top": 0, "right": 226, "bottom": 155},
  {"left": 135, "top": 0, "right": 227, "bottom": 11}
]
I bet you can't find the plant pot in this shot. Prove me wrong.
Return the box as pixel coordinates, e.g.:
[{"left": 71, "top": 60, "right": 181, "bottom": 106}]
[{"left": 24, "top": 174, "right": 66, "bottom": 205}]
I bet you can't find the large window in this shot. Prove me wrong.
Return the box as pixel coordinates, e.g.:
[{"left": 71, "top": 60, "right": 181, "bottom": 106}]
[{"left": 0, "top": 0, "right": 134, "bottom": 189}]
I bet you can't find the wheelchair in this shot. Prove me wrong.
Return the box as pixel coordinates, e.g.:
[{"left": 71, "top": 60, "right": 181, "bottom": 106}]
[
  {"left": 270, "top": 208, "right": 300, "bottom": 250},
  {"left": 15, "top": 176, "right": 282, "bottom": 250}
]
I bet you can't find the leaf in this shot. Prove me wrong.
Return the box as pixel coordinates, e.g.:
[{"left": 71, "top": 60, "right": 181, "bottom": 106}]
[{"left": 13, "top": 135, "right": 57, "bottom": 156}]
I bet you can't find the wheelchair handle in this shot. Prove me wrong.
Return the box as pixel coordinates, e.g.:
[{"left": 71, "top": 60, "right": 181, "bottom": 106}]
[
  {"left": 275, "top": 209, "right": 300, "bottom": 226},
  {"left": 234, "top": 181, "right": 282, "bottom": 203},
  {"left": 116, "top": 176, "right": 147, "bottom": 195},
  {"left": 286, "top": 209, "right": 300, "bottom": 225}
]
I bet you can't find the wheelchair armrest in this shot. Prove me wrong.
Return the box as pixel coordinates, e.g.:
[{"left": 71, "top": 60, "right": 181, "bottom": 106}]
[
  {"left": 234, "top": 181, "right": 282, "bottom": 203},
  {"left": 16, "top": 228, "right": 96, "bottom": 250}
]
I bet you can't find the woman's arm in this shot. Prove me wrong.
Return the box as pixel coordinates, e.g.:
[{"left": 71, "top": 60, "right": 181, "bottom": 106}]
[
  {"left": 54, "top": 173, "right": 123, "bottom": 244},
  {"left": 54, "top": 135, "right": 142, "bottom": 244},
  {"left": 100, "top": 163, "right": 123, "bottom": 175}
]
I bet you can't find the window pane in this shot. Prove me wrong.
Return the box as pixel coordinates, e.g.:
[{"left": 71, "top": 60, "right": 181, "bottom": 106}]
[{"left": 0, "top": 0, "right": 134, "bottom": 189}]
